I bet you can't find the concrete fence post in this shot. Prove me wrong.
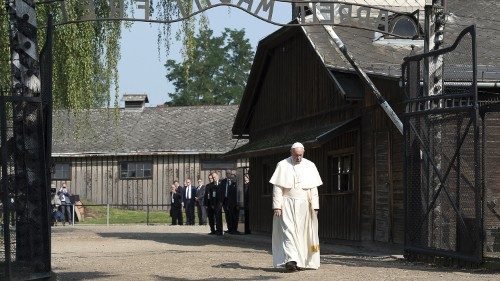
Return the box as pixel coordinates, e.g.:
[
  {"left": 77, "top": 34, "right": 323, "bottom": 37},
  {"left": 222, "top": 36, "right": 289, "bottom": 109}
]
[{"left": 107, "top": 204, "right": 110, "bottom": 226}]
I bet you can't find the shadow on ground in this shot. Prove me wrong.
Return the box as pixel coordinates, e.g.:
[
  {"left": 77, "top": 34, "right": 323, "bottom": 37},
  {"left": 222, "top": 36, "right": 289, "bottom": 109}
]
[
  {"left": 213, "top": 262, "right": 284, "bottom": 273},
  {"left": 51, "top": 271, "right": 116, "bottom": 281},
  {"left": 53, "top": 227, "right": 500, "bottom": 277},
  {"left": 321, "top": 254, "right": 500, "bottom": 275},
  {"left": 96, "top": 231, "right": 272, "bottom": 254},
  {"left": 152, "top": 274, "right": 280, "bottom": 281}
]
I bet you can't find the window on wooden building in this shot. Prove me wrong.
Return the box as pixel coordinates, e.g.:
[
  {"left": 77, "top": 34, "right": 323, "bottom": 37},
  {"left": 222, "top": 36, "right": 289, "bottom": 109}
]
[
  {"left": 120, "top": 162, "right": 152, "bottom": 179},
  {"left": 327, "top": 154, "right": 354, "bottom": 193},
  {"left": 53, "top": 163, "right": 71, "bottom": 180}
]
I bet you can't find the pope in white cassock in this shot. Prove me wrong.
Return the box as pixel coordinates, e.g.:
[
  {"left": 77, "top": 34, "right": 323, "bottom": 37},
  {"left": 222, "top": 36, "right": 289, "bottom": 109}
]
[{"left": 270, "top": 142, "right": 322, "bottom": 272}]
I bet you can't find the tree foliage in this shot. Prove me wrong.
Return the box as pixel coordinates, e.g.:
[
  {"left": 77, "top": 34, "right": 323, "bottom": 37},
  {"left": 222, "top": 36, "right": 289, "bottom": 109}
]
[
  {"left": 0, "top": 1, "right": 123, "bottom": 109},
  {"left": 0, "top": 0, "right": 200, "bottom": 110},
  {"left": 165, "top": 27, "right": 254, "bottom": 106}
]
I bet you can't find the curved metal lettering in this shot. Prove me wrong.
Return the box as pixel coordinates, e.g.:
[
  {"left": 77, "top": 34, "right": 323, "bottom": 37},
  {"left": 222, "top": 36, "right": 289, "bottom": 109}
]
[{"left": 41, "top": 0, "right": 420, "bottom": 38}]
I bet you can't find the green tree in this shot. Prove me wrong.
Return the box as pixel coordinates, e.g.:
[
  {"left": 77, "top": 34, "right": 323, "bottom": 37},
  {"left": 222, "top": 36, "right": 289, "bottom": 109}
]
[
  {"left": 165, "top": 27, "right": 254, "bottom": 106},
  {"left": 0, "top": 0, "right": 201, "bottom": 110}
]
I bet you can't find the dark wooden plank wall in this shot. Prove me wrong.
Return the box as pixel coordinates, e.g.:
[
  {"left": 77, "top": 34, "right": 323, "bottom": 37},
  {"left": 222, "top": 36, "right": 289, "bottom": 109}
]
[
  {"left": 359, "top": 113, "right": 375, "bottom": 241},
  {"left": 249, "top": 131, "right": 361, "bottom": 241},
  {"left": 243, "top": 30, "right": 408, "bottom": 243},
  {"left": 374, "top": 131, "right": 391, "bottom": 242},
  {"left": 243, "top": 32, "right": 500, "bottom": 246},
  {"left": 245, "top": 31, "right": 363, "bottom": 240},
  {"left": 313, "top": 131, "right": 360, "bottom": 241},
  {"left": 391, "top": 124, "right": 405, "bottom": 244},
  {"left": 51, "top": 154, "right": 232, "bottom": 210},
  {"left": 363, "top": 77, "right": 406, "bottom": 244},
  {"left": 249, "top": 154, "right": 284, "bottom": 233},
  {"left": 248, "top": 32, "right": 355, "bottom": 141}
]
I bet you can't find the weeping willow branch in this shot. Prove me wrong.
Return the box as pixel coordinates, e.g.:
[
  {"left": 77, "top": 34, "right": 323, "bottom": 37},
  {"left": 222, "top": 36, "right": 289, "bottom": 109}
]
[{"left": 0, "top": 0, "right": 210, "bottom": 110}]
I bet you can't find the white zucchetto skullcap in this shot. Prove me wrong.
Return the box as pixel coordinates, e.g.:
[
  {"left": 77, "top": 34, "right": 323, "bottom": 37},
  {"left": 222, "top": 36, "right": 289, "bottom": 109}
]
[{"left": 291, "top": 142, "right": 304, "bottom": 149}]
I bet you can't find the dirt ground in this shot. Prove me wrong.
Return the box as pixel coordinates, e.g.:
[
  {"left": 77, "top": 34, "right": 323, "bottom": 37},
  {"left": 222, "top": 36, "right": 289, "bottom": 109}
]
[{"left": 51, "top": 225, "right": 499, "bottom": 281}]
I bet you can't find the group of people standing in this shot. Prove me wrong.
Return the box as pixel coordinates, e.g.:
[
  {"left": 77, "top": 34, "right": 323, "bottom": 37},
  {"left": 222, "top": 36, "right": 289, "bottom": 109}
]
[
  {"left": 169, "top": 170, "right": 241, "bottom": 235},
  {"left": 168, "top": 141, "right": 322, "bottom": 273}
]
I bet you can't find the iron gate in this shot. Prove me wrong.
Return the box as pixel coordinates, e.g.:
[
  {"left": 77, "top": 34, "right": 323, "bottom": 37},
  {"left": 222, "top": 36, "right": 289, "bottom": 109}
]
[
  {"left": 481, "top": 105, "right": 500, "bottom": 259},
  {"left": 402, "top": 25, "right": 484, "bottom": 263},
  {"left": 0, "top": 11, "right": 54, "bottom": 280}
]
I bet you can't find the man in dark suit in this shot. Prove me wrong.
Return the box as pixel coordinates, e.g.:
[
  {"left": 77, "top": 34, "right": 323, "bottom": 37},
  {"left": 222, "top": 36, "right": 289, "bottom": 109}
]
[
  {"left": 243, "top": 174, "right": 251, "bottom": 234},
  {"left": 223, "top": 170, "right": 240, "bottom": 234},
  {"left": 204, "top": 173, "right": 216, "bottom": 234},
  {"left": 209, "top": 172, "right": 224, "bottom": 235},
  {"left": 170, "top": 182, "right": 183, "bottom": 225},
  {"left": 195, "top": 179, "right": 207, "bottom": 225},
  {"left": 182, "top": 179, "right": 197, "bottom": 225}
]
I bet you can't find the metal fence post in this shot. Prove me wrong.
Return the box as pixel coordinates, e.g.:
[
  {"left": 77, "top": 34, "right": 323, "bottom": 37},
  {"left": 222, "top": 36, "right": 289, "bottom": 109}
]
[
  {"left": 106, "top": 204, "right": 110, "bottom": 226},
  {"left": 146, "top": 204, "right": 150, "bottom": 226},
  {"left": 72, "top": 204, "right": 75, "bottom": 226},
  {"left": 1, "top": 90, "right": 12, "bottom": 280}
]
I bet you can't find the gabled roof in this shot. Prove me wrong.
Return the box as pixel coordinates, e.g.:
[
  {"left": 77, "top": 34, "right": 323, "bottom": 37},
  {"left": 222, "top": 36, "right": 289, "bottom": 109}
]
[
  {"left": 122, "top": 94, "right": 149, "bottom": 103},
  {"left": 53, "top": 105, "right": 246, "bottom": 157},
  {"left": 225, "top": 117, "right": 360, "bottom": 159},
  {"left": 302, "top": 0, "right": 500, "bottom": 80},
  {"left": 233, "top": 0, "right": 500, "bottom": 137}
]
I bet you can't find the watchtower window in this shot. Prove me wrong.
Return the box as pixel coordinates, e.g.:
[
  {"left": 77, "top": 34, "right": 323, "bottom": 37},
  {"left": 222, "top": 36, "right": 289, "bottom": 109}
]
[{"left": 391, "top": 16, "right": 419, "bottom": 38}]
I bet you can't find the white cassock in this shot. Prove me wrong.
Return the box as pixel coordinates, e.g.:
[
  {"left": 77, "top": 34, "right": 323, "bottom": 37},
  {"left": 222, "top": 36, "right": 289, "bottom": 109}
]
[{"left": 269, "top": 156, "right": 323, "bottom": 269}]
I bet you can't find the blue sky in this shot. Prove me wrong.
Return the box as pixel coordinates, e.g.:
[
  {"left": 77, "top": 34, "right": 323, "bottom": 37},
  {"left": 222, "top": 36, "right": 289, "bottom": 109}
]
[{"left": 117, "top": 4, "right": 291, "bottom": 107}]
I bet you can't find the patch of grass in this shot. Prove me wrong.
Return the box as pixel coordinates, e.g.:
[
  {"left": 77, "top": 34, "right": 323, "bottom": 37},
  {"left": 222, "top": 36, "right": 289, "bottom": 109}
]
[{"left": 80, "top": 202, "right": 183, "bottom": 225}]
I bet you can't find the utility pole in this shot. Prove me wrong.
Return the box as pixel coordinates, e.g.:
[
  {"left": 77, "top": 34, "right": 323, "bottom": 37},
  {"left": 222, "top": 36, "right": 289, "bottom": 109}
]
[
  {"left": 424, "top": 0, "right": 446, "bottom": 101},
  {"left": 423, "top": 0, "right": 447, "bottom": 249}
]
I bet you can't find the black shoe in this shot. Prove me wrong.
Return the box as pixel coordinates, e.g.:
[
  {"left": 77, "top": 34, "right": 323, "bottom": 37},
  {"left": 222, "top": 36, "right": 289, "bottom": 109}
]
[
  {"left": 216, "top": 232, "right": 223, "bottom": 236},
  {"left": 285, "top": 261, "right": 298, "bottom": 272},
  {"left": 208, "top": 231, "right": 216, "bottom": 235}
]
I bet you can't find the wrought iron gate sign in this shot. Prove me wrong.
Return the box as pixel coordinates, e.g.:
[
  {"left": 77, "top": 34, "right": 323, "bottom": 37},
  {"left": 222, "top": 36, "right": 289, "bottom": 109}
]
[{"left": 47, "top": 0, "right": 420, "bottom": 38}]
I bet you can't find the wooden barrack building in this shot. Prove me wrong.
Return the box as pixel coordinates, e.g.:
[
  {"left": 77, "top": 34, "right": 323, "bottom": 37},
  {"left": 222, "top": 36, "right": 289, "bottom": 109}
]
[
  {"left": 51, "top": 95, "right": 247, "bottom": 209},
  {"left": 226, "top": 1, "right": 500, "bottom": 251}
]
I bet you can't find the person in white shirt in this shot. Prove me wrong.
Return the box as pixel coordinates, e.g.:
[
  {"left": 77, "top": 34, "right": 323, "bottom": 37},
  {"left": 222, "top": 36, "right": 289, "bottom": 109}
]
[{"left": 270, "top": 142, "right": 322, "bottom": 272}]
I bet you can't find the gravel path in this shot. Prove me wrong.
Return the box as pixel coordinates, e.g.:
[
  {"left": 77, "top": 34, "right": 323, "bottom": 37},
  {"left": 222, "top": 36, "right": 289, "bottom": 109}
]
[{"left": 51, "top": 225, "right": 499, "bottom": 280}]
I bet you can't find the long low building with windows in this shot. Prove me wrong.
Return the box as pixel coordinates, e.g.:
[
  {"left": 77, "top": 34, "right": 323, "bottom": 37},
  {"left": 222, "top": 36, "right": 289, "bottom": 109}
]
[{"left": 51, "top": 94, "right": 247, "bottom": 209}]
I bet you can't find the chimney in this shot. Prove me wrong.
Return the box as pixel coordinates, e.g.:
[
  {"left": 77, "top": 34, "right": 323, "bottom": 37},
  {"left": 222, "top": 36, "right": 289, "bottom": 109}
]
[
  {"left": 122, "top": 94, "right": 149, "bottom": 110},
  {"left": 292, "top": 3, "right": 298, "bottom": 20}
]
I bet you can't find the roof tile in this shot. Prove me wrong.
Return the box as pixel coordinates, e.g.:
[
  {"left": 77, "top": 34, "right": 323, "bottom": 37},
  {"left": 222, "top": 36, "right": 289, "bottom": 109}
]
[{"left": 52, "top": 105, "right": 246, "bottom": 156}]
